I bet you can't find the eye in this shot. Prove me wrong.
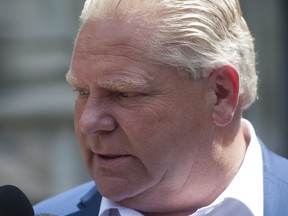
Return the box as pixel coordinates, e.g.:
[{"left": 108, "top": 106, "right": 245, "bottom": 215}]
[
  {"left": 117, "top": 92, "right": 140, "bottom": 98},
  {"left": 73, "top": 88, "right": 89, "bottom": 98},
  {"left": 119, "top": 92, "right": 131, "bottom": 98}
]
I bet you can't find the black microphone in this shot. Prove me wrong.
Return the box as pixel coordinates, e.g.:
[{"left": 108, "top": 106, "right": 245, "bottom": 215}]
[{"left": 0, "top": 185, "right": 34, "bottom": 216}]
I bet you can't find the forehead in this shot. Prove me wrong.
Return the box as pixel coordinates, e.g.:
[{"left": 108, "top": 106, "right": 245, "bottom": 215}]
[{"left": 70, "top": 18, "right": 167, "bottom": 87}]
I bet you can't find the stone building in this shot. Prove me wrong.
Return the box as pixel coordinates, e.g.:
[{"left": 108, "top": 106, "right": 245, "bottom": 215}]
[{"left": 0, "top": 0, "right": 88, "bottom": 203}]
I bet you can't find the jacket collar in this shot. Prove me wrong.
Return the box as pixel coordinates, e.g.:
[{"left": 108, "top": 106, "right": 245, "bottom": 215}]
[{"left": 67, "top": 184, "right": 102, "bottom": 216}]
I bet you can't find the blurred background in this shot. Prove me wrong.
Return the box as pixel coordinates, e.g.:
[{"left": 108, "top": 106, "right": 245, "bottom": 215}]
[{"left": 0, "top": 0, "right": 287, "bottom": 204}]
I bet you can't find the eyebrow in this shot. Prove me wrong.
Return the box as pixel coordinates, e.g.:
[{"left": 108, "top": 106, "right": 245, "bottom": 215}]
[
  {"left": 100, "top": 77, "right": 148, "bottom": 90},
  {"left": 66, "top": 70, "right": 149, "bottom": 90},
  {"left": 66, "top": 71, "right": 82, "bottom": 87}
]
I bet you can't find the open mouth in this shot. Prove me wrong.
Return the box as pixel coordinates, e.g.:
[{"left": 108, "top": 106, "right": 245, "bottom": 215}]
[{"left": 98, "top": 154, "right": 130, "bottom": 160}]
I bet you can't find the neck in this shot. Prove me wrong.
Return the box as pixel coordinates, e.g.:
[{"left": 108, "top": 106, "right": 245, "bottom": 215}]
[
  {"left": 144, "top": 124, "right": 248, "bottom": 216},
  {"left": 121, "top": 118, "right": 249, "bottom": 216}
]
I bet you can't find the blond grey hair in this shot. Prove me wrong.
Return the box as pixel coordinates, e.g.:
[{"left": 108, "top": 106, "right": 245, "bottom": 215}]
[{"left": 79, "top": 0, "right": 258, "bottom": 109}]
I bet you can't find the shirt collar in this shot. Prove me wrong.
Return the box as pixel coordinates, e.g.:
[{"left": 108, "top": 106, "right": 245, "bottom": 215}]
[
  {"left": 99, "top": 197, "right": 144, "bottom": 216},
  {"left": 99, "top": 119, "right": 263, "bottom": 216}
]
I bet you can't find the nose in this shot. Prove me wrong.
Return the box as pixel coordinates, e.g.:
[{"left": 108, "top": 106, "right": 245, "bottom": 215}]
[{"left": 77, "top": 100, "right": 117, "bottom": 135}]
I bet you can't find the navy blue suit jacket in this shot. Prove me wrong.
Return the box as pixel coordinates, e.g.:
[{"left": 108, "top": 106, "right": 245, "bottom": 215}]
[{"left": 34, "top": 142, "right": 288, "bottom": 215}]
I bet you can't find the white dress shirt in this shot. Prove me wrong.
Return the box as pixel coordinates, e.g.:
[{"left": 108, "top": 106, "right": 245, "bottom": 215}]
[{"left": 99, "top": 119, "right": 263, "bottom": 216}]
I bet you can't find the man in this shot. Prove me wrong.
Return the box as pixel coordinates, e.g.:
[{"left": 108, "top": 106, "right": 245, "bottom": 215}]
[{"left": 34, "top": 0, "right": 288, "bottom": 215}]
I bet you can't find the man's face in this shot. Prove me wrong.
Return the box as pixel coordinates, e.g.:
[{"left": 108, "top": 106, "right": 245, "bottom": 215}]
[{"left": 68, "top": 19, "right": 215, "bottom": 208}]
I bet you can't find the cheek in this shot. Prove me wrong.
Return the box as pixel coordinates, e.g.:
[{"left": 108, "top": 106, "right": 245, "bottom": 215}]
[
  {"left": 126, "top": 97, "right": 211, "bottom": 166},
  {"left": 122, "top": 109, "right": 179, "bottom": 170}
]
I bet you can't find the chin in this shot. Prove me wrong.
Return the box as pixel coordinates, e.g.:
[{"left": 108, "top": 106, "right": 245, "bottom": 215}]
[{"left": 94, "top": 176, "right": 137, "bottom": 202}]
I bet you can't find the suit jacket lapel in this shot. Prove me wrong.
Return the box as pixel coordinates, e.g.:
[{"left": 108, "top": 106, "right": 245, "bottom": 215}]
[{"left": 67, "top": 186, "right": 102, "bottom": 216}]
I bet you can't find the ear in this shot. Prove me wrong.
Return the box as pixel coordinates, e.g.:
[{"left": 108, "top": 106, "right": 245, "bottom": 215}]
[{"left": 208, "top": 65, "right": 239, "bottom": 127}]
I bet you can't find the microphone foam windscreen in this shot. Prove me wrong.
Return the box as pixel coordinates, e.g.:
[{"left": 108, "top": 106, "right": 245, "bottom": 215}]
[{"left": 0, "top": 185, "right": 34, "bottom": 216}]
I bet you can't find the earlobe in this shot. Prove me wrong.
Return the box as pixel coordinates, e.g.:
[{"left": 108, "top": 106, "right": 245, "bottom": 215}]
[{"left": 209, "top": 65, "right": 239, "bottom": 127}]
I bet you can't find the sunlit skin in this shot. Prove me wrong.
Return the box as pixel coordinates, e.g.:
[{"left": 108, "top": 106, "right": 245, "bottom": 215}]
[{"left": 67, "top": 19, "right": 248, "bottom": 216}]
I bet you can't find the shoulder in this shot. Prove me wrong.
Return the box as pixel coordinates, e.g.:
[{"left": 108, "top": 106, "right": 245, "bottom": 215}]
[
  {"left": 260, "top": 141, "right": 288, "bottom": 215},
  {"left": 34, "top": 181, "right": 99, "bottom": 215},
  {"left": 261, "top": 142, "right": 288, "bottom": 182}
]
